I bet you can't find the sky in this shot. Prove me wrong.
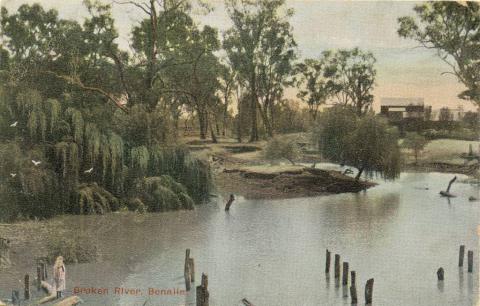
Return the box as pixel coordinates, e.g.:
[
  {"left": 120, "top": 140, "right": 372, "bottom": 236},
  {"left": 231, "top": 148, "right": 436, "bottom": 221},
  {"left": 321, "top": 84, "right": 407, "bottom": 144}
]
[{"left": 1, "top": 0, "right": 475, "bottom": 111}]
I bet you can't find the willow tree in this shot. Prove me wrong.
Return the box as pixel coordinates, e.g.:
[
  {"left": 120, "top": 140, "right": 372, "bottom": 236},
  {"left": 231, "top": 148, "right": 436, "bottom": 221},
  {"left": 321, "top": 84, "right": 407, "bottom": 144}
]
[{"left": 314, "top": 106, "right": 401, "bottom": 181}]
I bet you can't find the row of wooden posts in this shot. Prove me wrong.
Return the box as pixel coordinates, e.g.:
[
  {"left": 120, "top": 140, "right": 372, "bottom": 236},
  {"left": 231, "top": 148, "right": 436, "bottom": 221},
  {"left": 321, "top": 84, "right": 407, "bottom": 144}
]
[
  {"left": 326, "top": 249, "right": 373, "bottom": 305},
  {"left": 438, "top": 245, "right": 475, "bottom": 281},
  {"left": 184, "top": 249, "right": 209, "bottom": 306},
  {"left": 7, "top": 260, "right": 48, "bottom": 305}
]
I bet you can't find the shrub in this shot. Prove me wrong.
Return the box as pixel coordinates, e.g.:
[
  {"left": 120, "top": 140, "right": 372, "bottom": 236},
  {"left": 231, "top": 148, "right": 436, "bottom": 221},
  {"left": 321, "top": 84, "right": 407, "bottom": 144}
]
[
  {"left": 47, "top": 231, "right": 98, "bottom": 264},
  {"left": 264, "top": 136, "right": 302, "bottom": 165}
]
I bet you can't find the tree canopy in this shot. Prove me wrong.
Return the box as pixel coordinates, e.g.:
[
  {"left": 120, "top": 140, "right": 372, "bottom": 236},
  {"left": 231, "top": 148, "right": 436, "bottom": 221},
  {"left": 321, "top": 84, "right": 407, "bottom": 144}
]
[{"left": 398, "top": 2, "right": 480, "bottom": 106}]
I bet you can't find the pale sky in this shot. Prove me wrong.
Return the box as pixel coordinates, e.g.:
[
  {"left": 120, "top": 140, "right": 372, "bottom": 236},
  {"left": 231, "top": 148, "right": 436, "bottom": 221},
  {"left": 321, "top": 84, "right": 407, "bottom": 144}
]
[{"left": 1, "top": 0, "right": 475, "bottom": 111}]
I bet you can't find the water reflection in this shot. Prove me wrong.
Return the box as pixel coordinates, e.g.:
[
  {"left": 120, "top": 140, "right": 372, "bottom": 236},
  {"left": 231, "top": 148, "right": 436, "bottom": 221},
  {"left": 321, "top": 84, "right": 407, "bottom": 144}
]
[{"left": 1, "top": 172, "right": 477, "bottom": 306}]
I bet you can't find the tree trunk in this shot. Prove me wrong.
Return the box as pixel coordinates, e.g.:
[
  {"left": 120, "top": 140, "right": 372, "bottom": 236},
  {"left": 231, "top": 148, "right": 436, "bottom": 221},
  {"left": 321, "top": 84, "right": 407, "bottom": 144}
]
[
  {"left": 198, "top": 111, "right": 207, "bottom": 140},
  {"left": 249, "top": 72, "right": 259, "bottom": 142},
  {"left": 355, "top": 167, "right": 365, "bottom": 181}
]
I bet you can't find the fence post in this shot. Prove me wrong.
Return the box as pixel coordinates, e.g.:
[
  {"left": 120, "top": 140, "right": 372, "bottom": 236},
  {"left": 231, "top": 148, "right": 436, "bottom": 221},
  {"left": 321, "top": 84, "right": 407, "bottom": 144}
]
[
  {"left": 342, "top": 262, "right": 349, "bottom": 286},
  {"left": 24, "top": 274, "right": 30, "bottom": 300},
  {"left": 459, "top": 245, "right": 465, "bottom": 267},
  {"left": 334, "top": 254, "right": 340, "bottom": 279},
  {"left": 467, "top": 250, "right": 473, "bottom": 273},
  {"left": 365, "top": 278, "right": 374, "bottom": 305},
  {"left": 350, "top": 271, "right": 357, "bottom": 304},
  {"left": 325, "top": 249, "right": 331, "bottom": 274}
]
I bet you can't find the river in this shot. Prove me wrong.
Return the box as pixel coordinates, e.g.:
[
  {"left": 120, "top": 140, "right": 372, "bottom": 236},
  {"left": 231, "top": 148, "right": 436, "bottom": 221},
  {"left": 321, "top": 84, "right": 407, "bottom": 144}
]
[{"left": 2, "top": 171, "right": 479, "bottom": 306}]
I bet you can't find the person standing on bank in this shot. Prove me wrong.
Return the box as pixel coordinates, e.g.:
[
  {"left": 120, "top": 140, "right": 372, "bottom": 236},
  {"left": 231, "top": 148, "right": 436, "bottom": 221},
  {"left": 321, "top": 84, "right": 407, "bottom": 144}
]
[{"left": 53, "top": 256, "right": 66, "bottom": 298}]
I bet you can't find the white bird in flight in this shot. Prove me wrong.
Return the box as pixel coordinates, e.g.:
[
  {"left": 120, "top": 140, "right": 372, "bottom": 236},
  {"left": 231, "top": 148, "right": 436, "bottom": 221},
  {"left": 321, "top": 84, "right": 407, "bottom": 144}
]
[
  {"left": 10, "top": 173, "right": 16, "bottom": 178},
  {"left": 84, "top": 167, "right": 93, "bottom": 173},
  {"left": 31, "top": 160, "right": 41, "bottom": 166},
  {"left": 10, "top": 121, "right": 18, "bottom": 127}
]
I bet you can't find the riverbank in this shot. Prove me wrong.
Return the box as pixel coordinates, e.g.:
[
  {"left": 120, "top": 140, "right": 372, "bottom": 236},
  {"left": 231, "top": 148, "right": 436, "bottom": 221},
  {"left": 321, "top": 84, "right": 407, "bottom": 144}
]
[{"left": 215, "top": 166, "right": 373, "bottom": 199}]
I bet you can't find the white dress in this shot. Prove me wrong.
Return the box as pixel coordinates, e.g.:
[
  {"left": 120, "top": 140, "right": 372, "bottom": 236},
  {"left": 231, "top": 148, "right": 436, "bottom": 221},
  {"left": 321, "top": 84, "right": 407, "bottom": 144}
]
[{"left": 54, "top": 265, "right": 66, "bottom": 291}]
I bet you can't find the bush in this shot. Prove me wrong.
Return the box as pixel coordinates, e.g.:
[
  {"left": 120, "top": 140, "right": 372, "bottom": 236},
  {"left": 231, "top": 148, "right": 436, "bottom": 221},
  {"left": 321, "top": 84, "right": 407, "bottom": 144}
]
[
  {"left": 264, "top": 136, "right": 302, "bottom": 165},
  {"left": 47, "top": 231, "right": 98, "bottom": 264},
  {"left": 422, "top": 128, "right": 478, "bottom": 141}
]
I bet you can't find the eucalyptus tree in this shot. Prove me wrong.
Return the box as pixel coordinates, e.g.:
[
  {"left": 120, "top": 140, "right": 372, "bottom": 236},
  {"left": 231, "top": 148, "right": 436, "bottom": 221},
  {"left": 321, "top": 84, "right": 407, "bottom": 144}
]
[
  {"left": 398, "top": 2, "right": 480, "bottom": 106},
  {"left": 224, "top": 0, "right": 296, "bottom": 140},
  {"left": 296, "top": 58, "right": 332, "bottom": 121},
  {"left": 323, "top": 48, "right": 376, "bottom": 116}
]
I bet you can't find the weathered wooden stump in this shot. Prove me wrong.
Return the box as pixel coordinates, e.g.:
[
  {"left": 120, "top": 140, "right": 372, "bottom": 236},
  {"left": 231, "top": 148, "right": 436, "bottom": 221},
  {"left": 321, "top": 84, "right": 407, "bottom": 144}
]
[
  {"left": 225, "top": 194, "right": 235, "bottom": 211},
  {"left": 0, "top": 238, "right": 10, "bottom": 267},
  {"left": 365, "top": 278, "right": 374, "bottom": 305},
  {"left": 325, "top": 249, "right": 331, "bottom": 274},
  {"left": 185, "top": 249, "right": 191, "bottom": 291},
  {"left": 342, "top": 262, "right": 349, "bottom": 286},
  {"left": 241, "top": 298, "right": 253, "bottom": 306},
  {"left": 334, "top": 254, "right": 340, "bottom": 279},
  {"left": 37, "top": 265, "right": 42, "bottom": 290},
  {"left": 189, "top": 258, "right": 195, "bottom": 282},
  {"left": 196, "top": 273, "right": 209, "bottom": 306},
  {"left": 24, "top": 274, "right": 30, "bottom": 300},
  {"left": 467, "top": 250, "right": 473, "bottom": 273},
  {"left": 437, "top": 267, "right": 444, "bottom": 281},
  {"left": 459, "top": 245, "right": 465, "bottom": 267},
  {"left": 40, "top": 262, "right": 46, "bottom": 281},
  {"left": 439, "top": 176, "right": 457, "bottom": 197},
  {"left": 350, "top": 271, "right": 357, "bottom": 304}
]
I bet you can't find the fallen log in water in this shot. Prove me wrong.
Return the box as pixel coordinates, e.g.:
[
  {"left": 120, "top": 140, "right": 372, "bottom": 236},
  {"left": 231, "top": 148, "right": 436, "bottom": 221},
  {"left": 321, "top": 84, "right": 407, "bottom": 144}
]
[
  {"left": 38, "top": 281, "right": 57, "bottom": 304},
  {"left": 53, "top": 296, "right": 83, "bottom": 306},
  {"left": 241, "top": 298, "right": 254, "bottom": 306},
  {"left": 439, "top": 176, "right": 457, "bottom": 197}
]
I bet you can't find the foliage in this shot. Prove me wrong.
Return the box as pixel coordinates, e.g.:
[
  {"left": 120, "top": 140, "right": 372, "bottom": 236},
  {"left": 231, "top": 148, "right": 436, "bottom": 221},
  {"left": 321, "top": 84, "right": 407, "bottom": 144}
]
[
  {"left": 224, "top": 0, "right": 297, "bottom": 140},
  {"left": 264, "top": 136, "right": 302, "bottom": 165},
  {"left": 402, "top": 132, "right": 428, "bottom": 164},
  {"left": 314, "top": 106, "right": 401, "bottom": 181},
  {"left": 322, "top": 48, "right": 376, "bottom": 116},
  {"left": 422, "top": 128, "right": 478, "bottom": 141},
  {"left": 398, "top": 2, "right": 480, "bottom": 106},
  {"left": 295, "top": 59, "right": 332, "bottom": 120},
  {"left": 47, "top": 230, "right": 98, "bottom": 264}
]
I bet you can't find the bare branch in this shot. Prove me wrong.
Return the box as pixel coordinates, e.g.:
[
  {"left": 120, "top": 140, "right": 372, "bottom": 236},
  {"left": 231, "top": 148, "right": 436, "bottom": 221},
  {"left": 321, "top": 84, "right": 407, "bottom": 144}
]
[{"left": 112, "top": 0, "right": 151, "bottom": 15}]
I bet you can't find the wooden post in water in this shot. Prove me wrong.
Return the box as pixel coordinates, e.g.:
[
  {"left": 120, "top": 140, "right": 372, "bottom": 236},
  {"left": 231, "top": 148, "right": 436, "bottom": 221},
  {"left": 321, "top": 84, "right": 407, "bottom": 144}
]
[
  {"left": 459, "top": 245, "right": 465, "bottom": 267},
  {"left": 342, "top": 262, "right": 349, "bottom": 285},
  {"left": 189, "top": 258, "right": 195, "bottom": 282},
  {"left": 24, "top": 274, "right": 30, "bottom": 300},
  {"left": 196, "top": 273, "right": 209, "bottom": 306},
  {"left": 40, "top": 262, "right": 46, "bottom": 281},
  {"left": 37, "top": 265, "right": 42, "bottom": 290},
  {"left": 365, "top": 278, "right": 374, "bottom": 305},
  {"left": 334, "top": 254, "right": 340, "bottom": 279},
  {"left": 185, "top": 249, "right": 191, "bottom": 291},
  {"left": 43, "top": 261, "right": 48, "bottom": 280},
  {"left": 437, "top": 267, "right": 444, "bottom": 281},
  {"left": 0, "top": 238, "right": 10, "bottom": 267},
  {"left": 350, "top": 271, "right": 357, "bottom": 304},
  {"left": 325, "top": 249, "right": 331, "bottom": 274},
  {"left": 468, "top": 250, "right": 473, "bottom": 273}
]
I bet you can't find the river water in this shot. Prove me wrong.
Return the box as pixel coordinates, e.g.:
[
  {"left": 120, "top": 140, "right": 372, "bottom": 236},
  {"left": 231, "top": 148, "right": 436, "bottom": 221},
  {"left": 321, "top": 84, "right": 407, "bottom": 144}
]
[{"left": 2, "top": 171, "right": 479, "bottom": 305}]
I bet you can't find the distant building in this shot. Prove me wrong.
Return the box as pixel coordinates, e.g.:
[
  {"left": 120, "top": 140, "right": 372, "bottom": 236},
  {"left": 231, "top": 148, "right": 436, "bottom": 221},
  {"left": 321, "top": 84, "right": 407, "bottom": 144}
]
[{"left": 380, "top": 97, "right": 425, "bottom": 121}]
